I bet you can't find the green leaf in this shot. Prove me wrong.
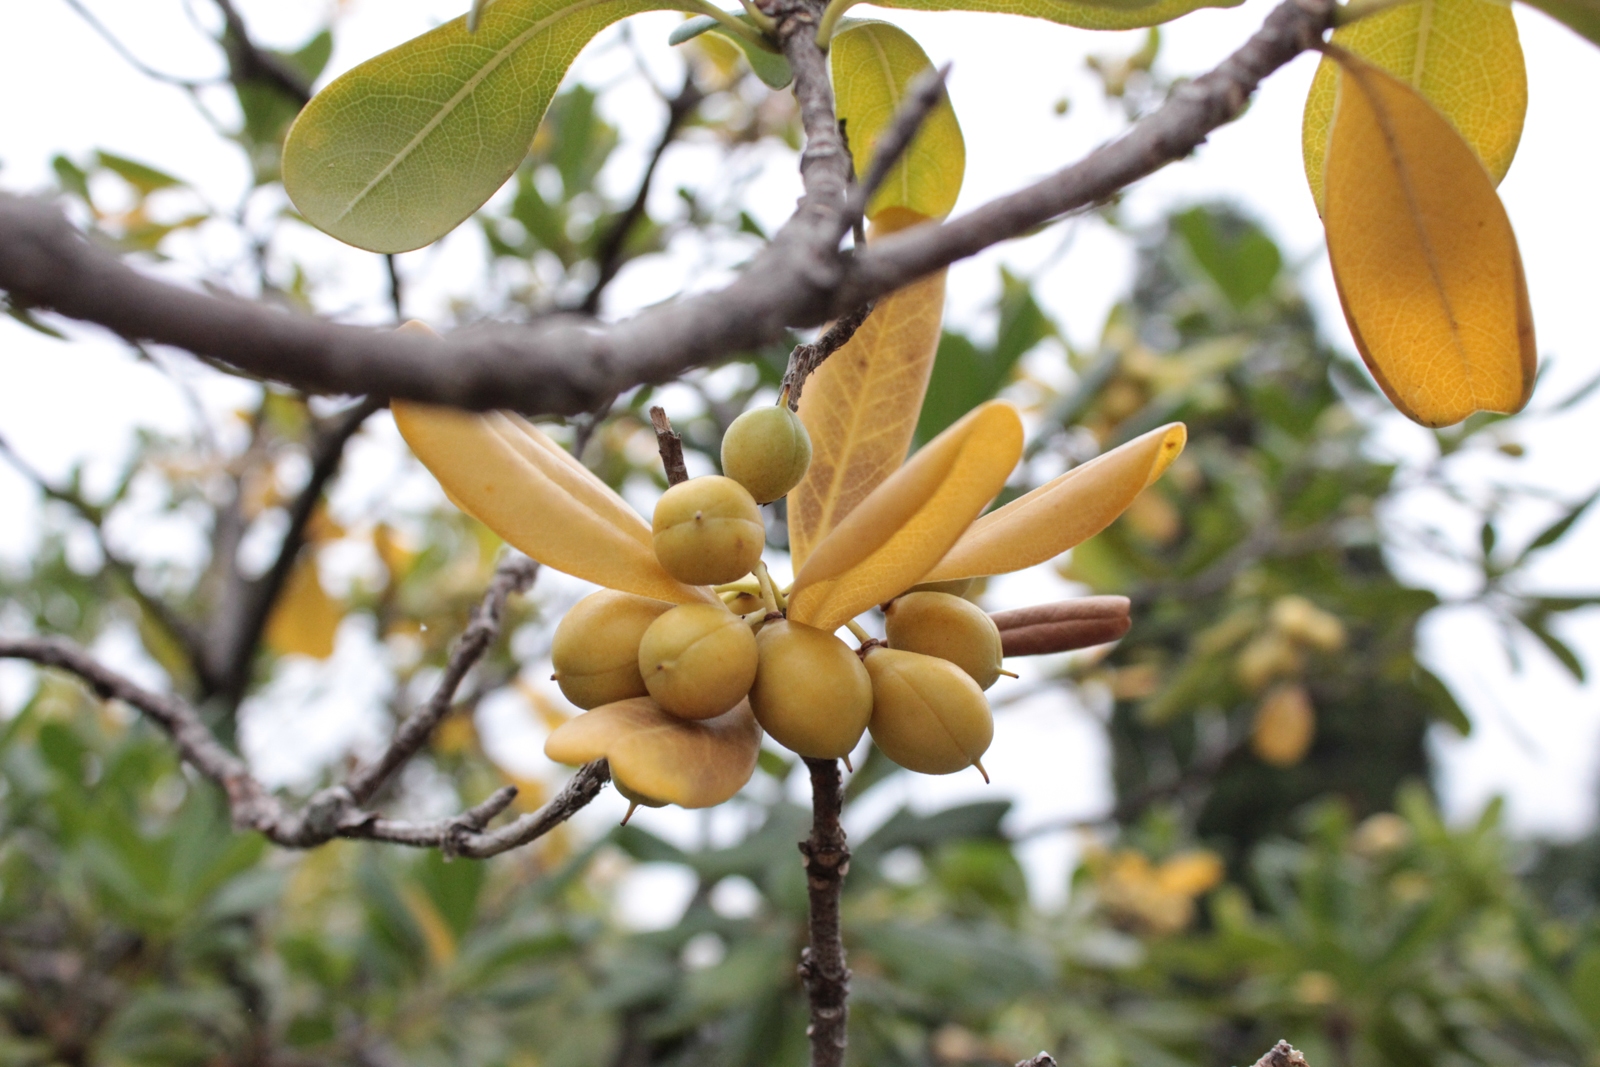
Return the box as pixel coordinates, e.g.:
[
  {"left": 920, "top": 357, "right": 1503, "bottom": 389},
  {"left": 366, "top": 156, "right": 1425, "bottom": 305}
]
[
  {"left": 95, "top": 151, "right": 184, "bottom": 194},
  {"left": 830, "top": 21, "right": 964, "bottom": 221},
  {"left": 1171, "top": 206, "right": 1281, "bottom": 309},
  {"left": 871, "top": 0, "right": 1240, "bottom": 32},
  {"left": 1518, "top": 487, "right": 1600, "bottom": 562},
  {"left": 1519, "top": 0, "right": 1600, "bottom": 46},
  {"left": 3, "top": 298, "right": 67, "bottom": 340},
  {"left": 917, "top": 272, "right": 1053, "bottom": 444},
  {"left": 1411, "top": 664, "right": 1471, "bottom": 735},
  {"left": 1521, "top": 614, "right": 1586, "bottom": 681},
  {"left": 668, "top": 14, "right": 791, "bottom": 86},
  {"left": 283, "top": 0, "right": 688, "bottom": 253}
]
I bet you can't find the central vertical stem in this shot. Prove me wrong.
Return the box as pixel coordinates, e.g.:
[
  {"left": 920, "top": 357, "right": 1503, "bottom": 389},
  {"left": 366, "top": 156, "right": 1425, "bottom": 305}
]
[{"left": 800, "top": 756, "right": 850, "bottom": 1067}]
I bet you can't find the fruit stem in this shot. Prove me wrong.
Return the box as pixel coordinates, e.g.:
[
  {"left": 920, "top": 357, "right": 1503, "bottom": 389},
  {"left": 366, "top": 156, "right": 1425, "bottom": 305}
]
[
  {"left": 972, "top": 758, "right": 990, "bottom": 784},
  {"left": 754, "top": 560, "right": 781, "bottom": 614},
  {"left": 998, "top": 668, "right": 1019, "bottom": 679},
  {"left": 843, "top": 619, "right": 871, "bottom": 645},
  {"left": 715, "top": 579, "right": 763, "bottom": 595}
]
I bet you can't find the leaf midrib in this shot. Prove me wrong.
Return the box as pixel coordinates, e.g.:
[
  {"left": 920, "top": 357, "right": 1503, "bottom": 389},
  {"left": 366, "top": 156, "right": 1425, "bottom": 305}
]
[{"left": 333, "top": 0, "right": 622, "bottom": 225}]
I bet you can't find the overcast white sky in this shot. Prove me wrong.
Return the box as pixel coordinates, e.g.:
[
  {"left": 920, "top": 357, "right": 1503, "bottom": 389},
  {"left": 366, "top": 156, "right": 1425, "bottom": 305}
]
[{"left": 3, "top": 0, "right": 1599, "bottom": 914}]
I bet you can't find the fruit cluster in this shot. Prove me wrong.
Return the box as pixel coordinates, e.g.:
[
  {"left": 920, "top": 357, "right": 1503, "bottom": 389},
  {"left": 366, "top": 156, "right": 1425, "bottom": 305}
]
[{"left": 546, "top": 405, "right": 1009, "bottom": 809}]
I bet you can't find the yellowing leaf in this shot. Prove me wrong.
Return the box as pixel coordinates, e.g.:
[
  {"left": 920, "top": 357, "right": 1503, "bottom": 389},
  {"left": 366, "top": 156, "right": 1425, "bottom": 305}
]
[
  {"left": 1303, "top": 0, "right": 1526, "bottom": 213},
  {"left": 791, "top": 256, "right": 946, "bottom": 570},
  {"left": 392, "top": 401, "right": 714, "bottom": 604},
  {"left": 1252, "top": 683, "right": 1315, "bottom": 767},
  {"left": 265, "top": 555, "right": 341, "bottom": 659},
  {"left": 873, "top": 0, "right": 1239, "bottom": 30},
  {"left": 283, "top": 0, "right": 683, "bottom": 252},
  {"left": 1322, "top": 53, "right": 1535, "bottom": 427},
  {"left": 921, "top": 423, "right": 1185, "bottom": 583},
  {"left": 1155, "top": 851, "right": 1225, "bottom": 897},
  {"left": 543, "top": 697, "right": 762, "bottom": 808},
  {"left": 789, "top": 401, "right": 1023, "bottom": 633},
  {"left": 830, "top": 22, "right": 965, "bottom": 222},
  {"left": 397, "top": 883, "right": 459, "bottom": 966}
]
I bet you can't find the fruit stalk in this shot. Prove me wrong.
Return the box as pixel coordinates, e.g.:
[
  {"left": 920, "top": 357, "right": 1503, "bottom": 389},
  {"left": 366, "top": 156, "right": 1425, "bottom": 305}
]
[{"left": 799, "top": 757, "right": 851, "bottom": 1067}]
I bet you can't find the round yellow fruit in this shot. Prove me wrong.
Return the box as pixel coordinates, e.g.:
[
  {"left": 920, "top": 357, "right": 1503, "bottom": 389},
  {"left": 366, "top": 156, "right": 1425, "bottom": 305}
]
[
  {"left": 748, "top": 620, "right": 872, "bottom": 758},
  {"left": 721, "top": 405, "right": 813, "bottom": 504},
  {"left": 884, "top": 591, "right": 1005, "bottom": 690},
  {"left": 550, "top": 590, "right": 673, "bottom": 709},
  {"left": 615, "top": 778, "right": 669, "bottom": 810},
  {"left": 863, "top": 647, "right": 993, "bottom": 775},
  {"left": 651, "top": 476, "right": 766, "bottom": 586},
  {"left": 638, "top": 603, "right": 759, "bottom": 720}
]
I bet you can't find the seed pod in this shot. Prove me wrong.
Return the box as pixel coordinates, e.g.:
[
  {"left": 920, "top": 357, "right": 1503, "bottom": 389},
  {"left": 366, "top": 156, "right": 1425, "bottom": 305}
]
[
  {"left": 638, "top": 603, "right": 759, "bottom": 720},
  {"left": 863, "top": 647, "right": 993, "bottom": 775},
  {"left": 550, "top": 590, "right": 673, "bottom": 709},
  {"left": 884, "top": 591, "right": 1005, "bottom": 690},
  {"left": 990, "top": 596, "right": 1131, "bottom": 657},
  {"left": 652, "top": 475, "right": 766, "bottom": 586},
  {"left": 748, "top": 620, "right": 872, "bottom": 758},
  {"left": 722, "top": 405, "right": 813, "bottom": 503}
]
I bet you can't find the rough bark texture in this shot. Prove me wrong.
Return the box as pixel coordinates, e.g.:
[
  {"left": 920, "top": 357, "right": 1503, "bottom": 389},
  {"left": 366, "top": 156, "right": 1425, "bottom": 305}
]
[{"left": 799, "top": 757, "right": 851, "bottom": 1067}]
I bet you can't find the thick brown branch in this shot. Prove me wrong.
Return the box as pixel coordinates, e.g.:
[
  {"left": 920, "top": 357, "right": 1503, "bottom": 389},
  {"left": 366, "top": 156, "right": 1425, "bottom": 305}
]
[
  {"left": 0, "top": 0, "right": 1332, "bottom": 416},
  {"left": 344, "top": 553, "right": 539, "bottom": 805},
  {"left": 799, "top": 757, "right": 850, "bottom": 1067}
]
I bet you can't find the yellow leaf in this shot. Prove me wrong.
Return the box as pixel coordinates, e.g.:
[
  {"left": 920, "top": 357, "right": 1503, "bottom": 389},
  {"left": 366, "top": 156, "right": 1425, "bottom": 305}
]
[
  {"left": 265, "top": 555, "right": 341, "bottom": 659},
  {"left": 1322, "top": 53, "right": 1535, "bottom": 427},
  {"left": 397, "top": 882, "right": 458, "bottom": 967},
  {"left": 921, "top": 423, "right": 1186, "bottom": 583},
  {"left": 1252, "top": 683, "right": 1316, "bottom": 767},
  {"left": 392, "top": 401, "right": 714, "bottom": 605},
  {"left": 830, "top": 22, "right": 965, "bottom": 222},
  {"left": 1303, "top": 0, "right": 1526, "bottom": 213},
  {"left": 543, "top": 697, "right": 762, "bottom": 808},
  {"left": 791, "top": 247, "right": 946, "bottom": 570},
  {"left": 789, "top": 401, "right": 1022, "bottom": 633}
]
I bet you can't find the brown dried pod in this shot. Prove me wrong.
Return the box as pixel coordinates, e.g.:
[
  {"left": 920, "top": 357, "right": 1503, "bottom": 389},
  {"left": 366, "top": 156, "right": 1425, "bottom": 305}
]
[{"left": 990, "top": 595, "right": 1131, "bottom": 656}]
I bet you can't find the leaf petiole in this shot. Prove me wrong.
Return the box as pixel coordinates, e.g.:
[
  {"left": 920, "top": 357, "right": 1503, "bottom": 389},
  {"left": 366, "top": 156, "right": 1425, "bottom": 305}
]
[
  {"left": 684, "top": 0, "right": 778, "bottom": 51},
  {"left": 814, "top": 0, "right": 861, "bottom": 47}
]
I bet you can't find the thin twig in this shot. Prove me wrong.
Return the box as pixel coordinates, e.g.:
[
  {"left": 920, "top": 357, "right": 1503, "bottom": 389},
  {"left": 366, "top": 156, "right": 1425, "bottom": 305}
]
[
  {"left": 384, "top": 255, "right": 404, "bottom": 321},
  {"left": 649, "top": 406, "right": 689, "bottom": 486},
  {"left": 210, "top": 0, "right": 313, "bottom": 107},
  {"left": 780, "top": 302, "right": 875, "bottom": 409},
  {"left": 799, "top": 757, "right": 850, "bottom": 1067},
  {"left": 841, "top": 63, "right": 952, "bottom": 236},
  {"left": 344, "top": 553, "right": 539, "bottom": 805},
  {"left": 1252, "top": 1041, "right": 1310, "bottom": 1067},
  {"left": 62, "top": 0, "right": 213, "bottom": 90},
  {"left": 576, "top": 75, "right": 704, "bottom": 315}
]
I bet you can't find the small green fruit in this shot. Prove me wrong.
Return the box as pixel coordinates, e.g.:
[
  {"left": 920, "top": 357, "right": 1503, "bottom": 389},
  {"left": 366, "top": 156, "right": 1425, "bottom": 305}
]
[
  {"left": 748, "top": 620, "right": 872, "bottom": 758},
  {"left": 551, "top": 590, "right": 673, "bottom": 708},
  {"left": 864, "top": 647, "right": 993, "bottom": 776},
  {"left": 652, "top": 476, "right": 765, "bottom": 586},
  {"left": 721, "top": 405, "right": 813, "bottom": 503},
  {"left": 885, "top": 591, "right": 1005, "bottom": 690},
  {"left": 639, "top": 603, "right": 759, "bottom": 720}
]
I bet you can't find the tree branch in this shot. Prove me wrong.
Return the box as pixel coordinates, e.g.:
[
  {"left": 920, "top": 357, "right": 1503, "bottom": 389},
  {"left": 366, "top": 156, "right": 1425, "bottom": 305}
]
[
  {"left": 0, "top": 0, "right": 1332, "bottom": 416},
  {"left": 210, "top": 0, "right": 313, "bottom": 107},
  {"left": 1253, "top": 1042, "right": 1310, "bottom": 1067},
  {"left": 799, "top": 757, "right": 850, "bottom": 1067},
  {"left": 780, "top": 301, "right": 875, "bottom": 409},
  {"left": 203, "top": 395, "right": 385, "bottom": 707},
  {"left": 0, "top": 558, "right": 608, "bottom": 859},
  {"left": 576, "top": 74, "right": 703, "bottom": 315}
]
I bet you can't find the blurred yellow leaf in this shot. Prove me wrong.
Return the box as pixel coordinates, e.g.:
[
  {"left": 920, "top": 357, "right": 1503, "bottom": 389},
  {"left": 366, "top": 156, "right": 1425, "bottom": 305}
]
[
  {"left": 397, "top": 882, "right": 458, "bottom": 967},
  {"left": 1252, "top": 682, "right": 1316, "bottom": 767},
  {"left": 791, "top": 251, "right": 946, "bottom": 569},
  {"left": 392, "top": 400, "right": 714, "bottom": 605},
  {"left": 265, "top": 555, "right": 341, "bottom": 659},
  {"left": 789, "top": 401, "right": 1022, "bottom": 633},
  {"left": 1155, "top": 850, "right": 1224, "bottom": 897},
  {"left": 1322, "top": 53, "right": 1535, "bottom": 427},
  {"left": 432, "top": 714, "right": 479, "bottom": 754},
  {"left": 922, "top": 423, "right": 1185, "bottom": 583},
  {"left": 874, "top": 0, "right": 1239, "bottom": 31},
  {"left": 830, "top": 21, "right": 965, "bottom": 222},
  {"left": 1303, "top": 0, "right": 1525, "bottom": 213},
  {"left": 544, "top": 697, "right": 762, "bottom": 808}
]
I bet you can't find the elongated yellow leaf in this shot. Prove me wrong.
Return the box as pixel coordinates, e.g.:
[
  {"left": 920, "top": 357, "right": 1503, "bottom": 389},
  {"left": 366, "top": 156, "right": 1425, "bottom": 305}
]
[
  {"left": 392, "top": 401, "right": 714, "bottom": 603},
  {"left": 791, "top": 246, "right": 946, "bottom": 569},
  {"left": 789, "top": 401, "right": 1023, "bottom": 633},
  {"left": 265, "top": 555, "right": 341, "bottom": 659},
  {"left": 1302, "top": 0, "right": 1525, "bottom": 213},
  {"left": 544, "top": 697, "right": 762, "bottom": 808},
  {"left": 283, "top": 0, "right": 683, "bottom": 252},
  {"left": 1322, "top": 54, "right": 1535, "bottom": 427},
  {"left": 872, "top": 0, "right": 1239, "bottom": 30},
  {"left": 922, "top": 423, "right": 1186, "bottom": 583},
  {"left": 831, "top": 22, "right": 965, "bottom": 222}
]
